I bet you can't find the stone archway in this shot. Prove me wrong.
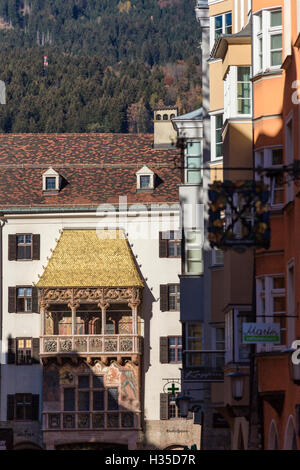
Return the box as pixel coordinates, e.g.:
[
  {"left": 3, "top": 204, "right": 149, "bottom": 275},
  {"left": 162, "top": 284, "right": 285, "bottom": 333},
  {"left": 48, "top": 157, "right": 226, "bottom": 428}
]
[{"left": 13, "top": 441, "right": 44, "bottom": 450}]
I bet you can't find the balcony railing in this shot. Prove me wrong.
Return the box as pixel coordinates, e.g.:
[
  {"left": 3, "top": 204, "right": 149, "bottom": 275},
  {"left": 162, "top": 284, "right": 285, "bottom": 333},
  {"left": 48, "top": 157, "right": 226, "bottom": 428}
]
[
  {"left": 43, "top": 410, "right": 141, "bottom": 431},
  {"left": 182, "top": 350, "right": 225, "bottom": 382},
  {"left": 40, "top": 335, "right": 143, "bottom": 356}
]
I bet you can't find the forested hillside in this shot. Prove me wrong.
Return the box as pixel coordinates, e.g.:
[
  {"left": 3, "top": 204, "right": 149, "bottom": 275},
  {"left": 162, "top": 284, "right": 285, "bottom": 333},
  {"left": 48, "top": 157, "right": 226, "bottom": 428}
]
[{"left": 0, "top": 0, "right": 202, "bottom": 133}]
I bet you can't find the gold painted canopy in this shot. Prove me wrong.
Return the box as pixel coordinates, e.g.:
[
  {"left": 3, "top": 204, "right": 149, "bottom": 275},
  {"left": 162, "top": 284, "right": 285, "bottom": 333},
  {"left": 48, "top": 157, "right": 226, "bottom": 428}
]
[{"left": 37, "top": 229, "right": 144, "bottom": 288}]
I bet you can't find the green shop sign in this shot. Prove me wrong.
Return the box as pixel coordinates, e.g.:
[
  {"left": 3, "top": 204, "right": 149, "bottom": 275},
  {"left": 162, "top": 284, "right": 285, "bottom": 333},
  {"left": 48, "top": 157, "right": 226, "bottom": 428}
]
[{"left": 242, "top": 322, "right": 280, "bottom": 344}]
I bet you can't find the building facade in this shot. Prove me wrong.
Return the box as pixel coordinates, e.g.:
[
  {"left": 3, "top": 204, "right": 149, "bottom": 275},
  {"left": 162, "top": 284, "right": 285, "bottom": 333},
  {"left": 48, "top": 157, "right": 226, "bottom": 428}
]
[
  {"left": 252, "top": 0, "right": 300, "bottom": 450},
  {"left": 0, "top": 133, "right": 200, "bottom": 450}
]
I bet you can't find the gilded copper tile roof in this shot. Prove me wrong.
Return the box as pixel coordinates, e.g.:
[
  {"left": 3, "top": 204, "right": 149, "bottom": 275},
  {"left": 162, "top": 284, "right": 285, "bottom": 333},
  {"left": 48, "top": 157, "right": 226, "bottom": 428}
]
[{"left": 37, "top": 229, "right": 143, "bottom": 288}]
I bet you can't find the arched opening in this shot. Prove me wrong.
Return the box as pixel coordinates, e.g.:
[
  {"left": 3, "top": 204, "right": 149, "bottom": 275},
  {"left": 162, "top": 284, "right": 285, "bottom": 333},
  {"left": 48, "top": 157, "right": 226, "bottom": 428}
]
[
  {"left": 156, "top": 114, "right": 161, "bottom": 121},
  {"left": 284, "top": 415, "right": 298, "bottom": 450},
  {"left": 170, "top": 114, "right": 176, "bottom": 119},
  {"left": 13, "top": 441, "right": 44, "bottom": 450},
  {"left": 163, "top": 114, "right": 168, "bottom": 120},
  {"left": 164, "top": 444, "right": 186, "bottom": 450},
  {"left": 268, "top": 420, "right": 279, "bottom": 450},
  {"left": 237, "top": 424, "right": 245, "bottom": 450}
]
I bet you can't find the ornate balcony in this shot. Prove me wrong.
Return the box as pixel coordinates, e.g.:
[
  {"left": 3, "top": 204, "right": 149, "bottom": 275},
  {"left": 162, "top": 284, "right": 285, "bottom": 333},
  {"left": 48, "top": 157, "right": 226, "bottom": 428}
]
[
  {"left": 43, "top": 410, "right": 141, "bottom": 431},
  {"left": 40, "top": 334, "right": 143, "bottom": 357}
]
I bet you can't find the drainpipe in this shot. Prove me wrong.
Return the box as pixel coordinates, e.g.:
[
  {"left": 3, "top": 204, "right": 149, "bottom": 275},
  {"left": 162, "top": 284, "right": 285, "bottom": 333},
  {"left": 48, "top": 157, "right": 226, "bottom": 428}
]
[{"left": 0, "top": 214, "right": 6, "bottom": 421}]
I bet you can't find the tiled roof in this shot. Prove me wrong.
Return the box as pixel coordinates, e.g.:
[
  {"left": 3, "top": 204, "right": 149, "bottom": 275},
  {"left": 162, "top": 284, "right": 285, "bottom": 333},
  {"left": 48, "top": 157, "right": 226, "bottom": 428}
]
[
  {"left": 37, "top": 229, "right": 144, "bottom": 288},
  {"left": 0, "top": 134, "right": 181, "bottom": 209}
]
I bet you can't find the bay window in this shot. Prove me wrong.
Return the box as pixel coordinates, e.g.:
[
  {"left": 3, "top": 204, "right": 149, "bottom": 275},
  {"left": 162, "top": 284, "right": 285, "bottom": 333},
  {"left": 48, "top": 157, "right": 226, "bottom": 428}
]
[
  {"left": 254, "top": 9, "right": 282, "bottom": 74},
  {"left": 185, "top": 230, "right": 202, "bottom": 274}
]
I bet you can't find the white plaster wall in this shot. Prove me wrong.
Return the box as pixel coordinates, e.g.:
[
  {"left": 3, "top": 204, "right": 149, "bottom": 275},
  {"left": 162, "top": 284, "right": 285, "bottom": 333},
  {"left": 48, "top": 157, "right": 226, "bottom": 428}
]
[{"left": 1, "top": 209, "right": 182, "bottom": 422}]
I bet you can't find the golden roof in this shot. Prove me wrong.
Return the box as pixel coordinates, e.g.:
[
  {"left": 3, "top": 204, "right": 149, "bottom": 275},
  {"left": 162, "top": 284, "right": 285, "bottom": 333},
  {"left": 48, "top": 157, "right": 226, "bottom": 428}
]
[{"left": 37, "top": 229, "right": 143, "bottom": 288}]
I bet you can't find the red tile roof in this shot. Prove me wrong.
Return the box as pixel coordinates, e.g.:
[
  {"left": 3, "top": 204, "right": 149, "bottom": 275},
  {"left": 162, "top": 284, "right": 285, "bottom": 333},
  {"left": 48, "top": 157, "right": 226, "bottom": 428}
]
[{"left": 0, "top": 134, "right": 181, "bottom": 209}]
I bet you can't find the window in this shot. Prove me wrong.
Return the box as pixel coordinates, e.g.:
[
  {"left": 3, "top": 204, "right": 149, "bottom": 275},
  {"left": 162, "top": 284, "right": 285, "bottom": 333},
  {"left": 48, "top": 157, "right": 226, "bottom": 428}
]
[
  {"left": 140, "top": 175, "right": 151, "bottom": 188},
  {"left": 136, "top": 166, "right": 154, "bottom": 190},
  {"left": 214, "top": 12, "right": 232, "bottom": 40},
  {"left": 215, "top": 327, "right": 225, "bottom": 368},
  {"left": 254, "top": 9, "right": 282, "bottom": 74},
  {"left": 17, "top": 234, "right": 32, "bottom": 260},
  {"left": 160, "top": 392, "right": 189, "bottom": 420},
  {"left": 16, "top": 287, "right": 32, "bottom": 312},
  {"left": 42, "top": 167, "right": 60, "bottom": 192},
  {"left": 257, "top": 275, "right": 286, "bottom": 349},
  {"left": 237, "top": 67, "right": 251, "bottom": 114},
  {"left": 156, "top": 114, "right": 161, "bottom": 121},
  {"left": 45, "top": 177, "right": 56, "bottom": 190},
  {"left": 186, "top": 323, "right": 203, "bottom": 367},
  {"left": 168, "top": 284, "right": 180, "bottom": 311},
  {"left": 185, "top": 141, "right": 202, "bottom": 184},
  {"left": 63, "top": 375, "right": 119, "bottom": 413},
  {"left": 7, "top": 394, "right": 39, "bottom": 421},
  {"left": 168, "top": 336, "right": 182, "bottom": 363},
  {"left": 214, "top": 114, "right": 223, "bottom": 159},
  {"left": 211, "top": 248, "right": 224, "bottom": 266},
  {"left": 160, "top": 284, "right": 180, "bottom": 312},
  {"left": 159, "top": 230, "right": 181, "bottom": 258},
  {"left": 225, "top": 309, "right": 252, "bottom": 363},
  {"left": 185, "top": 230, "right": 202, "bottom": 274},
  {"left": 16, "top": 338, "right": 32, "bottom": 365},
  {"left": 255, "top": 148, "right": 284, "bottom": 207}
]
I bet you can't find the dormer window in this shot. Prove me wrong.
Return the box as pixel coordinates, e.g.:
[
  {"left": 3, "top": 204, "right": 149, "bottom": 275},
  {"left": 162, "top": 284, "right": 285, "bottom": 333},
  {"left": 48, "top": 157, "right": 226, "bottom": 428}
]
[
  {"left": 42, "top": 167, "right": 60, "bottom": 194},
  {"left": 136, "top": 166, "right": 155, "bottom": 191}
]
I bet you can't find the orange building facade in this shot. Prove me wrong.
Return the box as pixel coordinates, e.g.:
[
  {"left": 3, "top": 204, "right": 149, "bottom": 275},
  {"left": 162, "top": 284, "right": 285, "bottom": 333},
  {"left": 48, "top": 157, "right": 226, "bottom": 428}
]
[{"left": 252, "top": 0, "right": 300, "bottom": 449}]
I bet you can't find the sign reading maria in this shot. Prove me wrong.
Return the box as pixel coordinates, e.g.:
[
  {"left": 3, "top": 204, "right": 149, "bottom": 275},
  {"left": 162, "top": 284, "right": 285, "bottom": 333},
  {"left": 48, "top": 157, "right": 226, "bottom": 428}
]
[{"left": 242, "top": 322, "right": 280, "bottom": 344}]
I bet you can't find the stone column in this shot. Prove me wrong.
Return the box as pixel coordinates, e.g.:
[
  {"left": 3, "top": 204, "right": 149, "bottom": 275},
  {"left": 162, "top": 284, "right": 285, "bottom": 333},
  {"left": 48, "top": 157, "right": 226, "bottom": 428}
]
[
  {"left": 68, "top": 302, "right": 80, "bottom": 336},
  {"left": 129, "top": 303, "right": 139, "bottom": 336},
  {"left": 99, "top": 302, "right": 109, "bottom": 335}
]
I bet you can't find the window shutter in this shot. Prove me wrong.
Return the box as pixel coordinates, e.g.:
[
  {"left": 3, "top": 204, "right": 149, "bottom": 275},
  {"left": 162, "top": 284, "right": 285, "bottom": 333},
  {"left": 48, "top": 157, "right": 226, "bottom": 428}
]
[
  {"left": 8, "top": 287, "right": 16, "bottom": 313},
  {"left": 160, "top": 285, "right": 169, "bottom": 312},
  {"left": 8, "top": 235, "right": 17, "bottom": 261},
  {"left": 7, "top": 395, "right": 15, "bottom": 420},
  {"left": 160, "top": 393, "right": 169, "bottom": 420},
  {"left": 159, "top": 232, "right": 168, "bottom": 258},
  {"left": 160, "top": 337, "right": 169, "bottom": 364},
  {"left": 32, "top": 234, "right": 40, "bottom": 260},
  {"left": 7, "top": 338, "right": 16, "bottom": 364},
  {"left": 32, "top": 287, "right": 39, "bottom": 313},
  {"left": 32, "top": 338, "right": 40, "bottom": 364},
  {"left": 32, "top": 395, "right": 40, "bottom": 421}
]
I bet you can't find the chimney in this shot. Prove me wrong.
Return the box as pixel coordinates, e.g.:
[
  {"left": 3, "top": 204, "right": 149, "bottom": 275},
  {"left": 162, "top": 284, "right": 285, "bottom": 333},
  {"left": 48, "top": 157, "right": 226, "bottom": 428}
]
[{"left": 153, "top": 106, "right": 178, "bottom": 149}]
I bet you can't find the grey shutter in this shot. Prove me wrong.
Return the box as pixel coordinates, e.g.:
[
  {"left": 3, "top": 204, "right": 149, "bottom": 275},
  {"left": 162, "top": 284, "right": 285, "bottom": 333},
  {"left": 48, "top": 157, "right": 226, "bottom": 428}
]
[
  {"left": 7, "top": 338, "right": 16, "bottom": 364},
  {"left": 8, "top": 235, "right": 17, "bottom": 260},
  {"left": 160, "top": 285, "right": 169, "bottom": 312},
  {"left": 8, "top": 287, "right": 16, "bottom": 313},
  {"left": 160, "top": 393, "right": 169, "bottom": 420},
  {"left": 32, "top": 395, "right": 40, "bottom": 421},
  {"left": 7, "top": 395, "right": 15, "bottom": 420},
  {"left": 32, "top": 287, "right": 39, "bottom": 313},
  {"left": 160, "top": 337, "right": 169, "bottom": 364},
  {"left": 32, "top": 234, "right": 40, "bottom": 260},
  {"left": 32, "top": 338, "right": 40, "bottom": 364},
  {"left": 159, "top": 232, "right": 168, "bottom": 258}
]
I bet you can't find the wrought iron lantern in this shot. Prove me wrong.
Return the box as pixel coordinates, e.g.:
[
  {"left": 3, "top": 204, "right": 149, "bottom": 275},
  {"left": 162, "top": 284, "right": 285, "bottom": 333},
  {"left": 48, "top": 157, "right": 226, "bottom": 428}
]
[
  {"left": 226, "top": 371, "right": 248, "bottom": 402},
  {"left": 175, "top": 394, "right": 191, "bottom": 418},
  {"left": 208, "top": 180, "right": 270, "bottom": 251}
]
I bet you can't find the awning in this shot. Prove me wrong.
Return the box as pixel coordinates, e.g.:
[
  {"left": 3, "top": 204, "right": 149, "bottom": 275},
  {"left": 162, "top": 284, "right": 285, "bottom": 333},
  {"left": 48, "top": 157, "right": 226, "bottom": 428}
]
[{"left": 37, "top": 229, "right": 144, "bottom": 288}]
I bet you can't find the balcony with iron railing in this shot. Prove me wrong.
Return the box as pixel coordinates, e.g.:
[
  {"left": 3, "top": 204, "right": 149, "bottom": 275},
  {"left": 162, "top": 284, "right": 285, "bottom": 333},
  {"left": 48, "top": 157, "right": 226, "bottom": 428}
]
[{"left": 182, "top": 350, "right": 225, "bottom": 382}]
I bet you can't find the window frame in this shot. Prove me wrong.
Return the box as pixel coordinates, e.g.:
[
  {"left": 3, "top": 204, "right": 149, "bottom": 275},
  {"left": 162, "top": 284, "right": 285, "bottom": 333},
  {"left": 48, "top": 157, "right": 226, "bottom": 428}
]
[
  {"left": 16, "top": 286, "right": 33, "bottom": 313},
  {"left": 253, "top": 9, "right": 283, "bottom": 75},
  {"left": 255, "top": 147, "right": 284, "bottom": 209},
  {"left": 16, "top": 233, "right": 32, "bottom": 260},
  {"left": 168, "top": 336, "right": 182, "bottom": 364},
  {"left": 225, "top": 308, "right": 252, "bottom": 364},
  {"left": 185, "top": 230, "right": 202, "bottom": 275},
  {"left": 185, "top": 322, "right": 203, "bottom": 368},
  {"left": 168, "top": 284, "right": 180, "bottom": 312},
  {"left": 256, "top": 274, "right": 286, "bottom": 352},
  {"left": 16, "top": 337, "right": 33, "bottom": 365},
  {"left": 184, "top": 140, "right": 203, "bottom": 185}
]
